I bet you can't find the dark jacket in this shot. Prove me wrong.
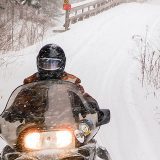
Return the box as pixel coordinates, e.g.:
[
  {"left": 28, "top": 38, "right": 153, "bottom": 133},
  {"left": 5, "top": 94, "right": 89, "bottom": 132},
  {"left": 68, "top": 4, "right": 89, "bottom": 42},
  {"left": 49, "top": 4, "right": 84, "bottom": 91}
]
[{"left": 23, "top": 72, "right": 108, "bottom": 122}]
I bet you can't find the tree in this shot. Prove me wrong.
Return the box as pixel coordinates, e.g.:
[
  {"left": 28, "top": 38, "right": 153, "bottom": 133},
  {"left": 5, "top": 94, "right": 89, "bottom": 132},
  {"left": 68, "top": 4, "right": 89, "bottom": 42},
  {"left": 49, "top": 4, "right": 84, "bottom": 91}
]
[
  {"left": 0, "top": 0, "right": 63, "bottom": 53},
  {"left": 9, "top": 0, "right": 41, "bottom": 8}
]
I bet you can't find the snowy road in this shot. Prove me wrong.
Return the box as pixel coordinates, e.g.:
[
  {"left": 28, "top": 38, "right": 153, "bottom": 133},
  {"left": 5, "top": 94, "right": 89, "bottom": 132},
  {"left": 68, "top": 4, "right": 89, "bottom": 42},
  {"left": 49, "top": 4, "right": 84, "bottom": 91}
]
[
  {"left": 1, "top": 2, "right": 160, "bottom": 160},
  {"left": 66, "top": 4, "right": 160, "bottom": 160}
]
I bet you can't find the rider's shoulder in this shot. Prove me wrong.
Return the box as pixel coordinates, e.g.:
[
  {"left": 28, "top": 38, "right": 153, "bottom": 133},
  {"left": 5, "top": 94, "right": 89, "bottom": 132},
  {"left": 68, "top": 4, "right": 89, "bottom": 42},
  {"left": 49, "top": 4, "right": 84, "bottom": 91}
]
[
  {"left": 61, "top": 71, "right": 81, "bottom": 84},
  {"left": 23, "top": 72, "right": 39, "bottom": 85}
]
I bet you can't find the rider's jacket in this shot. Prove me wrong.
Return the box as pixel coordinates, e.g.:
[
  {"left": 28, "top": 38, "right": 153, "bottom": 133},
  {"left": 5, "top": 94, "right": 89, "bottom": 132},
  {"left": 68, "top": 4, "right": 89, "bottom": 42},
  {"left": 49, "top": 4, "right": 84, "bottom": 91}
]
[
  {"left": 23, "top": 72, "right": 85, "bottom": 93},
  {"left": 23, "top": 72, "right": 109, "bottom": 122}
]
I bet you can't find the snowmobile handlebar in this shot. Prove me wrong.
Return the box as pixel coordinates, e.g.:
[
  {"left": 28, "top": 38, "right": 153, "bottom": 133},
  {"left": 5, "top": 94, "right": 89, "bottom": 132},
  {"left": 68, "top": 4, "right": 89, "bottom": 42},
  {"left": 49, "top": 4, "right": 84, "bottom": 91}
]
[{"left": 96, "top": 109, "right": 110, "bottom": 127}]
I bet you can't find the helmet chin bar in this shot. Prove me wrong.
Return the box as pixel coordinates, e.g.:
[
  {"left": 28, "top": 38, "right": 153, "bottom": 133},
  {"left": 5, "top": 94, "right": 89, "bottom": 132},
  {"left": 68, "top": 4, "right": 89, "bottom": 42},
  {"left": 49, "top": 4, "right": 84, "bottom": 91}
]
[{"left": 38, "top": 67, "right": 64, "bottom": 80}]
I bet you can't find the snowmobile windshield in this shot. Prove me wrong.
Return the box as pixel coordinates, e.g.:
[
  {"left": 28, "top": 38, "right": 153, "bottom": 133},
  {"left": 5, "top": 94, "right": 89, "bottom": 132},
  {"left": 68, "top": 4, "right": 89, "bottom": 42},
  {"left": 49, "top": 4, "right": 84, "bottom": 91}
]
[
  {"left": 38, "top": 58, "right": 62, "bottom": 70},
  {"left": 0, "top": 80, "right": 92, "bottom": 147}
]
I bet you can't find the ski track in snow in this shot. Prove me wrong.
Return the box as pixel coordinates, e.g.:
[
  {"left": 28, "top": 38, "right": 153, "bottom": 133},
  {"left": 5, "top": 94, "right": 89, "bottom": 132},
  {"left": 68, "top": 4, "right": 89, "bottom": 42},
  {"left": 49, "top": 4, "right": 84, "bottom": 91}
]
[{"left": 1, "top": 2, "right": 160, "bottom": 160}]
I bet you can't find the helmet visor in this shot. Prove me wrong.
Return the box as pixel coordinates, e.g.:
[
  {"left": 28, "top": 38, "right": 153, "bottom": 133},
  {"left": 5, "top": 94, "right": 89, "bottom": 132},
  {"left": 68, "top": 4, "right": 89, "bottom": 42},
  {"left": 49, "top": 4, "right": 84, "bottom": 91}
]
[{"left": 38, "top": 58, "right": 62, "bottom": 71}]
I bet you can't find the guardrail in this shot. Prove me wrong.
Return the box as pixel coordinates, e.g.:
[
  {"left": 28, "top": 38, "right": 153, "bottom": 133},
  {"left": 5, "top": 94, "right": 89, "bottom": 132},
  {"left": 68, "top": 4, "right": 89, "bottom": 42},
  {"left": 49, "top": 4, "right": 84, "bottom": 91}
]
[{"left": 64, "top": 0, "right": 121, "bottom": 30}]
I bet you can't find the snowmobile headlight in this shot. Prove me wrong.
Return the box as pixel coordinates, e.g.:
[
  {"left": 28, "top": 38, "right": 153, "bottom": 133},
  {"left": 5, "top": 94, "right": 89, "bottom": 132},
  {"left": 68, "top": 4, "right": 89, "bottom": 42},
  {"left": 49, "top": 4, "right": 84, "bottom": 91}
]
[
  {"left": 56, "top": 130, "right": 73, "bottom": 148},
  {"left": 24, "top": 132, "right": 41, "bottom": 150},
  {"left": 21, "top": 130, "right": 74, "bottom": 151}
]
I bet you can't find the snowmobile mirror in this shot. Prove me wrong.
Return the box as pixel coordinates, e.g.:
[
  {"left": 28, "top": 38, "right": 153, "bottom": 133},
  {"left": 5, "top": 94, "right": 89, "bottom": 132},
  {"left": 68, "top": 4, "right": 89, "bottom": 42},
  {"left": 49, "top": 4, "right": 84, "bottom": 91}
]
[{"left": 96, "top": 109, "right": 110, "bottom": 127}]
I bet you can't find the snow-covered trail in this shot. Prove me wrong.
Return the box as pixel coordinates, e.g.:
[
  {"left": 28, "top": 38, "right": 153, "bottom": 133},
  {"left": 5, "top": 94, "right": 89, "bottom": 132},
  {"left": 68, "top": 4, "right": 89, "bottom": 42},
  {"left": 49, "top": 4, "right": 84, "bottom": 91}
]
[
  {"left": 66, "top": 3, "right": 160, "bottom": 160},
  {"left": 96, "top": 48, "right": 158, "bottom": 160},
  {"left": 1, "top": 2, "right": 160, "bottom": 160}
]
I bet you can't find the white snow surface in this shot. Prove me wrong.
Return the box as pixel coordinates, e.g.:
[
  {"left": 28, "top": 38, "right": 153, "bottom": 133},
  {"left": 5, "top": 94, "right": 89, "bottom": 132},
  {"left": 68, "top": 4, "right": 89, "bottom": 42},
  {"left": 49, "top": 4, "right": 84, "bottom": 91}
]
[
  {"left": 147, "top": 0, "right": 160, "bottom": 5},
  {"left": 72, "top": 0, "right": 96, "bottom": 7},
  {"left": 1, "top": 1, "right": 160, "bottom": 160}
]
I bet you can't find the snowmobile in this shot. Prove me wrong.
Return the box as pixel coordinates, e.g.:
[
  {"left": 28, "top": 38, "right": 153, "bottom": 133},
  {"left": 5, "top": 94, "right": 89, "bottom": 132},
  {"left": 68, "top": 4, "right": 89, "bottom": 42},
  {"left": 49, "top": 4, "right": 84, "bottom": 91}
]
[{"left": 0, "top": 80, "right": 111, "bottom": 160}]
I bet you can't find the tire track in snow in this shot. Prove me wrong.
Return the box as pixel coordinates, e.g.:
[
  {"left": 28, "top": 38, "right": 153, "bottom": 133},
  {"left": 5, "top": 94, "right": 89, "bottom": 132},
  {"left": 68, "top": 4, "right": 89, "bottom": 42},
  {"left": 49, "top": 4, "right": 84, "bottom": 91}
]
[
  {"left": 97, "top": 45, "right": 159, "bottom": 160},
  {"left": 96, "top": 16, "right": 160, "bottom": 160}
]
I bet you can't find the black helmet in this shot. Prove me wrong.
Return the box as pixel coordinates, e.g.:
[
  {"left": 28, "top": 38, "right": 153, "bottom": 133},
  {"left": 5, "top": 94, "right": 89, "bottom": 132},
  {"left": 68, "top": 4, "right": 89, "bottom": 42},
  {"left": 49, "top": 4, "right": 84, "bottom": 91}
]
[{"left": 37, "top": 44, "right": 66, "bottom": 80}]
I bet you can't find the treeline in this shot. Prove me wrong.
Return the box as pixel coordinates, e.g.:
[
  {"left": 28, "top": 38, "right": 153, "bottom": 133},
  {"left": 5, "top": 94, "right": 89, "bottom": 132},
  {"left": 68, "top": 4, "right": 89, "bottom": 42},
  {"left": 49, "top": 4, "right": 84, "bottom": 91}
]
[{"left": 0, "top": 0, "right": 63, "bottom": 53}]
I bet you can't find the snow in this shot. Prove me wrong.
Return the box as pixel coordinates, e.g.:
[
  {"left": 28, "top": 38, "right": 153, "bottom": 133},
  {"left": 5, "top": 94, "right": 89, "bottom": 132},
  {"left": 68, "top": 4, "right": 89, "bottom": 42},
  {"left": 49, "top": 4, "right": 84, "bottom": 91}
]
[
  {"left": 1, "top": 1, "right": 160, "bottom": 160},
  {"left": 147, "top": 0, "right": 160, "bottom": 5},
  {"left": 71, "top": 0, "right": 96, "bottom": 7}
]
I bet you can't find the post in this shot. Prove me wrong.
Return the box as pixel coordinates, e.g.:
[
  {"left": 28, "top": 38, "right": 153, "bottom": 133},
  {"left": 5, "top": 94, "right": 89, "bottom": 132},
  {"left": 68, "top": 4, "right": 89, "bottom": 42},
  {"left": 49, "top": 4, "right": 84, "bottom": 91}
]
[
  {"left": 65, "top": 10, "right": 70, "bottom": 30},
  {"left": 63, "top": 0, "right": 71, "bottom": 30}
]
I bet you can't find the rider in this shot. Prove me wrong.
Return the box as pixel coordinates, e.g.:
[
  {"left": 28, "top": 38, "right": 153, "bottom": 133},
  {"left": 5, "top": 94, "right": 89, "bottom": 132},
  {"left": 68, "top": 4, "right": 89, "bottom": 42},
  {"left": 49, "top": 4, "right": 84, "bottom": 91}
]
[
  {"left": 23, "top": 43, "right": 110, "bottom": 122},
  {"left": 2, "top": 44, "right": 110, "bottom": 157},
  {"left": 24, "top": 43, "right": 84, "bottom": 93}
]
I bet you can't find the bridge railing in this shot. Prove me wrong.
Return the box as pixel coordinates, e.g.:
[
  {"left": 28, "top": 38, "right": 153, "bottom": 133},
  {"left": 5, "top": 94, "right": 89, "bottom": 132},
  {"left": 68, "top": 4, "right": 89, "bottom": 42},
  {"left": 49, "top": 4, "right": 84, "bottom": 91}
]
[{"left": 64, "top": 0, "right": 121, "bottom": 30}]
